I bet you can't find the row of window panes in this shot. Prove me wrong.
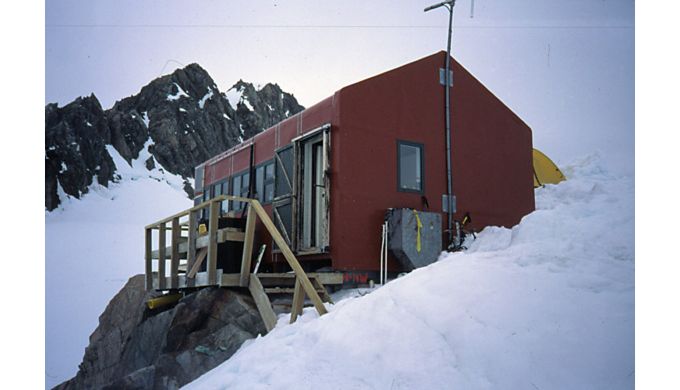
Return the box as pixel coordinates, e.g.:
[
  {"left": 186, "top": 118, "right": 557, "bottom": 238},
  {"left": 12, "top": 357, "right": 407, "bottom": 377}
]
[{"left": 196, "top": 160, "right": 276, "bottom": 219}]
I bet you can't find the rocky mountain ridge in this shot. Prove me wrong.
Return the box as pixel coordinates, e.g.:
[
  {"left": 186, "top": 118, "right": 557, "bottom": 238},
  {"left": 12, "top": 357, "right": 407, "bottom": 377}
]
[{"left": 45, "top": 64, "right": 304, "bottom": 211}]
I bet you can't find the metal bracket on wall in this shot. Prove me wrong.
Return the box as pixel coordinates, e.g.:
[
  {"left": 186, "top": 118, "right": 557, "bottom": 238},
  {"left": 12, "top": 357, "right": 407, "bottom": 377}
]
[
  {"left": 442, "top": 194, "right": 457, "bottom": 214},
  {"left": 439, "top": 68, "right": 453, "bottom": 87}
]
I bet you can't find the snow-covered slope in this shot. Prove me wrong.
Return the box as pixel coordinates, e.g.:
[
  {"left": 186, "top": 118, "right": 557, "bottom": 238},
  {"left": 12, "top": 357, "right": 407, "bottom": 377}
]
[
  {"left": 184, "top": 153, "right": 634, "bottom": 390},
  {"left": 45, "top": 146, "right": 192, "bottom": 388}
]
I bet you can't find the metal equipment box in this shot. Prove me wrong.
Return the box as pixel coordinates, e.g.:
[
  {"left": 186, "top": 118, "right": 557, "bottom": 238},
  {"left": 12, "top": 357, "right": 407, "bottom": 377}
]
[{"left": 387, "top": 208, "right": 442, "bottom": 270}]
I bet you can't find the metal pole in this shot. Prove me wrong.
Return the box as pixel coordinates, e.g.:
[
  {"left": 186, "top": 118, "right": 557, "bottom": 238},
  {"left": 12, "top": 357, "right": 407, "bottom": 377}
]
[
  {"left": 425, "top": 0, "right": 456, "bottom": 247},
  {"left": 444, "top": 3, "right": 454, "bottom": 247}
]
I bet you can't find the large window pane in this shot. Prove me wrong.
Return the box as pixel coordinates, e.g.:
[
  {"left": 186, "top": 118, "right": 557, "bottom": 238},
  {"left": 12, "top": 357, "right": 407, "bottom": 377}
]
[
  {"left": 256, "top": 166, "right": 264, "bottom": 202},
  {"left": 398, "top": 142, "right": 423, "bottom": 192},
  {"left": 221, "top": 181, "right": 229, "bottom": 214},
  {"left": 232, "top": 175, "right": 241, "bottom": 210}
]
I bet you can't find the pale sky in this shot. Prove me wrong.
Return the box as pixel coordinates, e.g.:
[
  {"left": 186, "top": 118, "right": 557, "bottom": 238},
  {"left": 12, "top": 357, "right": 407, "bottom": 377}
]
[{"left": 46, "top": 0, "right": 634, "bottom": 174}]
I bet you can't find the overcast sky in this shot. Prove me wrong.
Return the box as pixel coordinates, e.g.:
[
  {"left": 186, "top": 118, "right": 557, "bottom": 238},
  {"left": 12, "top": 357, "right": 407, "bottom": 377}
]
[{"left": 46, "top": 0, "right": 634, "bottom": 174}]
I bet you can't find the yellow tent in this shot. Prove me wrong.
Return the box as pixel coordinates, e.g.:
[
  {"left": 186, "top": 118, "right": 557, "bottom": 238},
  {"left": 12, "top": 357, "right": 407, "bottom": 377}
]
[{"left": 533, "top": 149, "right": 566, "bottom": 188}]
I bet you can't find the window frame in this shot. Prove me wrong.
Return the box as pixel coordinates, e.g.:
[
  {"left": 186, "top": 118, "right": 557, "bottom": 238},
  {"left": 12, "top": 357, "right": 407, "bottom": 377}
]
[
  {"left": 230, "top": 170, "right": 251, "bottom": 211},
  {"left": 255, "top": 159, "right": 275, "bottom": 204},
  {"left": 396, "top": 140, "right": 425, "bottom": 194}
]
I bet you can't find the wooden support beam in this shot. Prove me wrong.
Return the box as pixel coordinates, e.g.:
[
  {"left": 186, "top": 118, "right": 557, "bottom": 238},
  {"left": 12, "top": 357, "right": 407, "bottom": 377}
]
[
  {"left": 311, "top": 277, "right": 334, "bottom": 304},
  {"left": 170, "top": 217, "right": 180, "bottom": 288},
  {"left": 249, "top": 200, "right": 328, "bottom": 316},
  {"left": 290, "top": 278, "right": 305, "bottom": 324},
  {"left": 145, "top": 228, "right": 152, "bottom": 290},
  {"left": 239, "top": 206, "right": 257, "bottom": 287},
  {"left": 186, "top": 248, "right": 208, "bottom": 279},
  {"left": 207, "top": 201, "right": 219, "bottom": 285},
  {"left": 187, "top": 210, "right": 197, "bottom": 288},
  {"left": 220, "top": 273, "right": 241, "bottom": 286},
  {"left": 158, "top": 222, "right": 166, "bottom": 290},
  {"left": 256, "top": 272, "right": 343, "bottom": 286},
  {"left": 248, "top": 274, "right": 277, "bottom": 332}
]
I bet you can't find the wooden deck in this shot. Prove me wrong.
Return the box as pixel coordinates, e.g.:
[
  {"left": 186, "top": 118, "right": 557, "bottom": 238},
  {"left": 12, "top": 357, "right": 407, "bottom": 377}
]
[{"left": 145, "top": 195, "right": 339, "bottom": 332}]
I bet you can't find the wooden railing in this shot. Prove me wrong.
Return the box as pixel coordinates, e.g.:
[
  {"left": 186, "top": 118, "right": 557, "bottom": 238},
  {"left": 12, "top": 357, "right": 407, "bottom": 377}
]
[{"left": 144, "top": 195, "right": 328, "bottom": 330}]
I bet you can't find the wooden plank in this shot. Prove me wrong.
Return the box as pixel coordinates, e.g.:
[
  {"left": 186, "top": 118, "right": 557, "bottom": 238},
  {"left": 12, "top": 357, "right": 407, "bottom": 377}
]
[
  {"left": 158, "top": 222, "right": 166, "bottom": 290},
  {"left": 187, "top": 210, "right": 197, "bottom": 287},
  {"left": 170, "top": 217, "right": 180, "bottom": 288},
  {"left": 207, "top": 201, "right": 219, "bottom": 285},
  {"left": 145, "top": 228, "right": 153, "bottom": 291},
  {"left": 239, "top": 206, "right": 257, "bottom": 287},
  {"left": 290, "top": 278, "right": 305, "bottom": 324},
  {"left": 248, "top": 274, "right": 277, "bottom": 332},
  {"left": 151, "top": 230, "right": 244, "bottom": 258},
  {"left": 186, "top": 248, "right": 208, "bottom": 279},
  {"left": 145, "top": 195, "right": 253, "bottom": 229},
  {"left": 220, "top": 273, "right": 241, "bottom": 286},
  {"left": 256, "top": 272, "right": 343, "bottom": 286},
  {"left": 249, "top": 200, "right": 327, "bottom": 316},
  {"left": 311, "top": 277, "right": 333, "bottom": 304}
]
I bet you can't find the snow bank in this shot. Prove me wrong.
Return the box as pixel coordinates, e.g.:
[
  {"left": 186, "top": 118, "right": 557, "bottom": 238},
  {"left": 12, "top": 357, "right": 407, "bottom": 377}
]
[
  {"left": 184, "top": 154, "right": 634, "bottom": 390},
  {"left": 45, "top": 144, "right": 192, "bottom": 388}
]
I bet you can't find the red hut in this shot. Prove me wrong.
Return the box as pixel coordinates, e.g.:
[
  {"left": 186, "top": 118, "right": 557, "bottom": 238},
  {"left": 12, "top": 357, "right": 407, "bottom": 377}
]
[{"left": 194, "top": 51, "right": 535, "bottom": 284}]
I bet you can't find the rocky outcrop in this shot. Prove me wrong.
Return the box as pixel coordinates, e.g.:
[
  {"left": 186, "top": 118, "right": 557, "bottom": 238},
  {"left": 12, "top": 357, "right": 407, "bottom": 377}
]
[
  {"left": 45, "top": 95, "right": 118, "bottom": 211},
  {"left": 55, "top": 275, "right": 267, "bottom": 389},
  {"left": 45, "top": 64, "right": 304, "bottom": 211}
]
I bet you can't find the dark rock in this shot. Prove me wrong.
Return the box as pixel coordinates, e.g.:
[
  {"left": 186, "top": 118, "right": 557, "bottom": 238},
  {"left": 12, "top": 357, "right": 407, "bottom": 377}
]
[
  {"left": 55, "top": 276, "right": 267, "bottom": 390},
  {"left": 45, "top": 64, "right": 305, "bottom": 211},
  {"left": 145, "top": 156, "right": 155, "bottom": 170},
  {"left": 45, "top": 95, "right": 117, "bottom": 210}
]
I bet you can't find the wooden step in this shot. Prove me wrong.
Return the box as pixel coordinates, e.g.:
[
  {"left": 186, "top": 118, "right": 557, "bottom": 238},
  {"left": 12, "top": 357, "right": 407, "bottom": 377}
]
[{"left": 264, "top": 287, "right": 326, "bottom": 294}]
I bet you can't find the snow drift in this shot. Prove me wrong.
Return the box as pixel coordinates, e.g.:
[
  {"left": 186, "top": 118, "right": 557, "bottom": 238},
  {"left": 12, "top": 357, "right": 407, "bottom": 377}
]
[
  {"left": 184, "top": 153, "right": 634, "bottom": 390},
  {"left": 45, "top": 146, "right": 192, "bottom": 388}
]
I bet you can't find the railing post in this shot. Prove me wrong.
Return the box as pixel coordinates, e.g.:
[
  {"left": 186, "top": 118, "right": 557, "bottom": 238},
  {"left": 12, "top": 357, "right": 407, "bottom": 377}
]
[
  {"left": 170, "top": 217, "right": 180, "bottom": 288},
  {"left": 187, "top": 209, "right": 197, "bottom": 288},
  {"left": 207, "top": 201, "right": 219, "bottom": 285},
  {"left": 158, "top": 222, "right": 166, "bottom": 290},
  {"left": 240, "top": 204, "right": 256, "bottom": 287},
  {"left": 145, "top": 228, "right": 153, "bottom": 290}
]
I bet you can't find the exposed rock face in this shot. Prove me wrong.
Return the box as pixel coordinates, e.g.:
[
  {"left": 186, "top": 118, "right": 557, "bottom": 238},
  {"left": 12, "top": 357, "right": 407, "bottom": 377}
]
[
  {"left": 45, "top": 64, "right": 304, "bottom": 211},
  {"left": 45, "top": 95, "right": 117, "bottom": 211},
  {"left": 55, "top": 275, "right": 267, "bottom": 390}
]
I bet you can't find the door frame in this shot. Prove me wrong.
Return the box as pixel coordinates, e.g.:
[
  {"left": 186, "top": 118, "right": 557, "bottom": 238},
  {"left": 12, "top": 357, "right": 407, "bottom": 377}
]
[{"left": 292, "top": 123, "right": 331, "bottom": 254}]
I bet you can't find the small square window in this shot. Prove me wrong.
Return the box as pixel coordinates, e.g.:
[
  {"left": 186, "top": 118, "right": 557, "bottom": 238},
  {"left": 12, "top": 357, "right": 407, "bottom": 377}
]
[{"left": 398, "top": 141, "right": 424, "bottom": 193}]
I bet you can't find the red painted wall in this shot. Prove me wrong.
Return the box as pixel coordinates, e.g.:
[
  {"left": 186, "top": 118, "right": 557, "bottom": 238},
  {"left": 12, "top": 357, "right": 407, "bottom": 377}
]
[
  {"left": 332, "top": 51, "right": 534, "bottom": 271},
  {"left": 201, "top": 51, "right": 534, "bottom": 274}
]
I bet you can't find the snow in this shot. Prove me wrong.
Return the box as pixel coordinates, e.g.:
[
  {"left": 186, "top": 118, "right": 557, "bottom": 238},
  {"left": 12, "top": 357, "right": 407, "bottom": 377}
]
[
  {"left": 86, "top": 121, "right": 92, "bottom": 127},
  {"left": 242, "top": 98, "right": 254, "bottom": 111},
  {"left": 179, "top": 107, "right": 187, "bottom": 112},
  {"left": 142, "top": 111, "right": 150, "bottom": 128},
  {"left": 45, "top": 142, "right": 192, "bottom": 388},
  {"left": 59, "top": 162, "right": 67, "bottom": 173},
  {"left": 225, "top": 85, "right": 254, "bottom": 111},
  {"left": 225, "top": 86, "right": 244, "bottom": 109},
  {"left": 167, "top": 82, "right": 190, "bottom": 101},
  {"left": 223, "top": 113, "right": 231, "bottom": 120},
  {"left": 184, "top": 154, "right": 634, "bottom": 390},
  {"left": 198, "top": 87, "right": 214, "bottom": 109}
]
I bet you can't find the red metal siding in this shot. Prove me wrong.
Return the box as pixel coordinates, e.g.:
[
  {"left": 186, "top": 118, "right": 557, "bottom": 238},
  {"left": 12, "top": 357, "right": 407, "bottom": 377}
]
[
  {"left": 332, "top": 51, "right": 534, "bottom": 272},
  {"left": 200, "top": 51, "right": 534, "bottom": 275}
]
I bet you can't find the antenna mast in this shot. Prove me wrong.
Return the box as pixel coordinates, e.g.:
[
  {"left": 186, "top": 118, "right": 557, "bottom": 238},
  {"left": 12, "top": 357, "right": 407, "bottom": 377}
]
[{"left": 424, "top": 0, "right": 457, "bottom": 248}]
